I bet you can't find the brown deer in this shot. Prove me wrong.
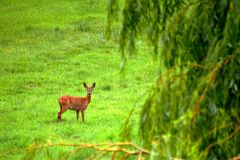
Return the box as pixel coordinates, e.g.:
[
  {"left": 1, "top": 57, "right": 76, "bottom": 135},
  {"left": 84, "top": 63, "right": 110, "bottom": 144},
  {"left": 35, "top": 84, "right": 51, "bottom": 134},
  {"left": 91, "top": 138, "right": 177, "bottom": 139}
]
[{"left": 57, "top": 82, "right": 96, "bottom": 123}]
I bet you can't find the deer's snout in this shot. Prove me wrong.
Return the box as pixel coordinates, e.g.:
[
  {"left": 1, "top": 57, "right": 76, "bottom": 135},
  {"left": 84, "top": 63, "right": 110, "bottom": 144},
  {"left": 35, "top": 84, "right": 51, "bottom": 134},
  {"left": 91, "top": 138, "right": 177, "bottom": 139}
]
[{"left": 87, "top": 89, "right": 92, "bottom": 96}]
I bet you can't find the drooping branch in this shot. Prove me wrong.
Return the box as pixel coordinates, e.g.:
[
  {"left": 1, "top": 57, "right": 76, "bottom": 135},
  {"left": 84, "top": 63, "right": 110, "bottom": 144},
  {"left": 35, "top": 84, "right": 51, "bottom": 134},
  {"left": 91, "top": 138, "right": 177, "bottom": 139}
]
[{"left": 0, "top": 142, "right": 150, "bottom": 159}]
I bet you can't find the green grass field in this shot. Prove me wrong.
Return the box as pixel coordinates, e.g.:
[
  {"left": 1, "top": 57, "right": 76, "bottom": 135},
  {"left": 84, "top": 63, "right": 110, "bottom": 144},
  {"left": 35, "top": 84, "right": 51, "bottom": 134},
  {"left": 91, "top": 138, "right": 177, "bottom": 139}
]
[{"left": 0, "top": 0, "right": 157, "bottom": 159}]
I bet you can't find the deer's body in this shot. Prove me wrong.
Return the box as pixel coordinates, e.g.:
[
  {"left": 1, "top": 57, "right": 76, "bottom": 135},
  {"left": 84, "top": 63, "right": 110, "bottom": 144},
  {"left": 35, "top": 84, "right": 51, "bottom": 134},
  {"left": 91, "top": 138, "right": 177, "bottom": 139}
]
[
  {"left": 57, "top": 82, "right": 95, "bottom": 123},
  {"left": 59, "top": 95, "right": 91, "bottom": 111}
]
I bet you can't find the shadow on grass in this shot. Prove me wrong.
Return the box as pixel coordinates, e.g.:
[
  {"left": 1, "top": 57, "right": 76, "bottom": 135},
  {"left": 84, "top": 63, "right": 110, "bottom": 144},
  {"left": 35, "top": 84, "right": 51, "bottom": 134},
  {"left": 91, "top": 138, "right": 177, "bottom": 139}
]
[{"left": 43, "top": 118, "right": 93, "bottom": 126}]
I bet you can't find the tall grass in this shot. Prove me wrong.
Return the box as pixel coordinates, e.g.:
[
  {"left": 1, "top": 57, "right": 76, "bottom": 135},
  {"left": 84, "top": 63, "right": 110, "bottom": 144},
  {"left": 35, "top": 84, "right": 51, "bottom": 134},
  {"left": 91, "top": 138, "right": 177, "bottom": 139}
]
[{"left": 0, "top": 0, "right": 157, "bottom": 159}]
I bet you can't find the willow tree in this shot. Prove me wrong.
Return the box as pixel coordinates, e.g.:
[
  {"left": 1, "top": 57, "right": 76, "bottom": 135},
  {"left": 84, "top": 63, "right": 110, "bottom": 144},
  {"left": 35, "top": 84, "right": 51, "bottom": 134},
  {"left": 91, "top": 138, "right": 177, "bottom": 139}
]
[{"left": 108, "top": 0, "right": 240, "bottom": 159}]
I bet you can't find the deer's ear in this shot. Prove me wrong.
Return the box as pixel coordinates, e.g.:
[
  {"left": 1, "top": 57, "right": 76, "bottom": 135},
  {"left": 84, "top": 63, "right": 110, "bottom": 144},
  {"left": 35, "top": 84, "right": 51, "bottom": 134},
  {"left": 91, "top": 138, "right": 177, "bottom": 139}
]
[
  {"left": 92, "top": 82, "right": 96, "bottom": 88},
  {"left": 83, "top": 82, "right": 88, "bottom": 88}
]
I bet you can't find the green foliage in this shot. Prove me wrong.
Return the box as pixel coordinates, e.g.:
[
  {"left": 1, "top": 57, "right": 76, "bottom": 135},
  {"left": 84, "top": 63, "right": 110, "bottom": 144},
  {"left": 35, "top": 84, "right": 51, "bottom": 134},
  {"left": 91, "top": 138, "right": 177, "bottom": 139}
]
[
  {"left": 108, "top": 0, "right": 240, "bottom": 159},
  {"left": 108, "top": 0, "right": 184, "bottom": 56}
]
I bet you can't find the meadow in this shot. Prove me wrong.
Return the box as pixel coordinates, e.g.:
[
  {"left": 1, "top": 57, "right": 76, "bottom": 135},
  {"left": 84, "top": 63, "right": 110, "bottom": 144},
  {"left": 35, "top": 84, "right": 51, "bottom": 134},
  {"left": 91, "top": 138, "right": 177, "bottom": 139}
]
[{"left": 0, "top": 0, "right": 157, "bottom": 159}]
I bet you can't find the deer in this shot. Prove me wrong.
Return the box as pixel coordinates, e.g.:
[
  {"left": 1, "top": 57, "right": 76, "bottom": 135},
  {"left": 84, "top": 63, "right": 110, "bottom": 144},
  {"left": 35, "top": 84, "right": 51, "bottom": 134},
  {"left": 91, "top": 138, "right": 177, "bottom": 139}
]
[{"left": 57, "top": 82, "right": 96, "bottom": 123}]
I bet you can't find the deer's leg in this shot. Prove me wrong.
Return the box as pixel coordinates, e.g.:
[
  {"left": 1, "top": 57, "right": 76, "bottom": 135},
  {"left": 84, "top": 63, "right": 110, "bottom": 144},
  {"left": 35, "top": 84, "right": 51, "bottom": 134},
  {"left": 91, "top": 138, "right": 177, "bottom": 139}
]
[
  {"left": 81, "top": 110, "right": 85, "bottom": 123},
  {"left": 58, "top": 107, "right": 68, "bottom": 122},
  {"left": 76, "top": 111, "right": 80, "bottom": 121}
]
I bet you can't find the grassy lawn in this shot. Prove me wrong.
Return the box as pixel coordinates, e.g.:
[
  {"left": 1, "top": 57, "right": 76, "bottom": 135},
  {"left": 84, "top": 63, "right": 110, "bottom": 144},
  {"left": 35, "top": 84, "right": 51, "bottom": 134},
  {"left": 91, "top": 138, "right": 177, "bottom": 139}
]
[{"left": 0, "top": 0, "right": 157, "bottom": 159}]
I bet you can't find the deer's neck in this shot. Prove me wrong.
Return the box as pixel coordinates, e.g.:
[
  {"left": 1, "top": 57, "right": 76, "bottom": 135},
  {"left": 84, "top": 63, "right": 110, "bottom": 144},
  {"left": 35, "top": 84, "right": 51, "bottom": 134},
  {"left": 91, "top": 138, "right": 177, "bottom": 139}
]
[{"left": 86, "top": 95, "right": 91, "bottom": 103}]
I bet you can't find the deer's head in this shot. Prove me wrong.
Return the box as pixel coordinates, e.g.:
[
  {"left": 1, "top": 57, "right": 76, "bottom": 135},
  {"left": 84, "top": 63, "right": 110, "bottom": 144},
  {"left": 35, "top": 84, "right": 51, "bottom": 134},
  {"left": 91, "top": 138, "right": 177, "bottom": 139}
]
[{"left": 83, "top": 82, "right": 96, "bottom": 96}]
